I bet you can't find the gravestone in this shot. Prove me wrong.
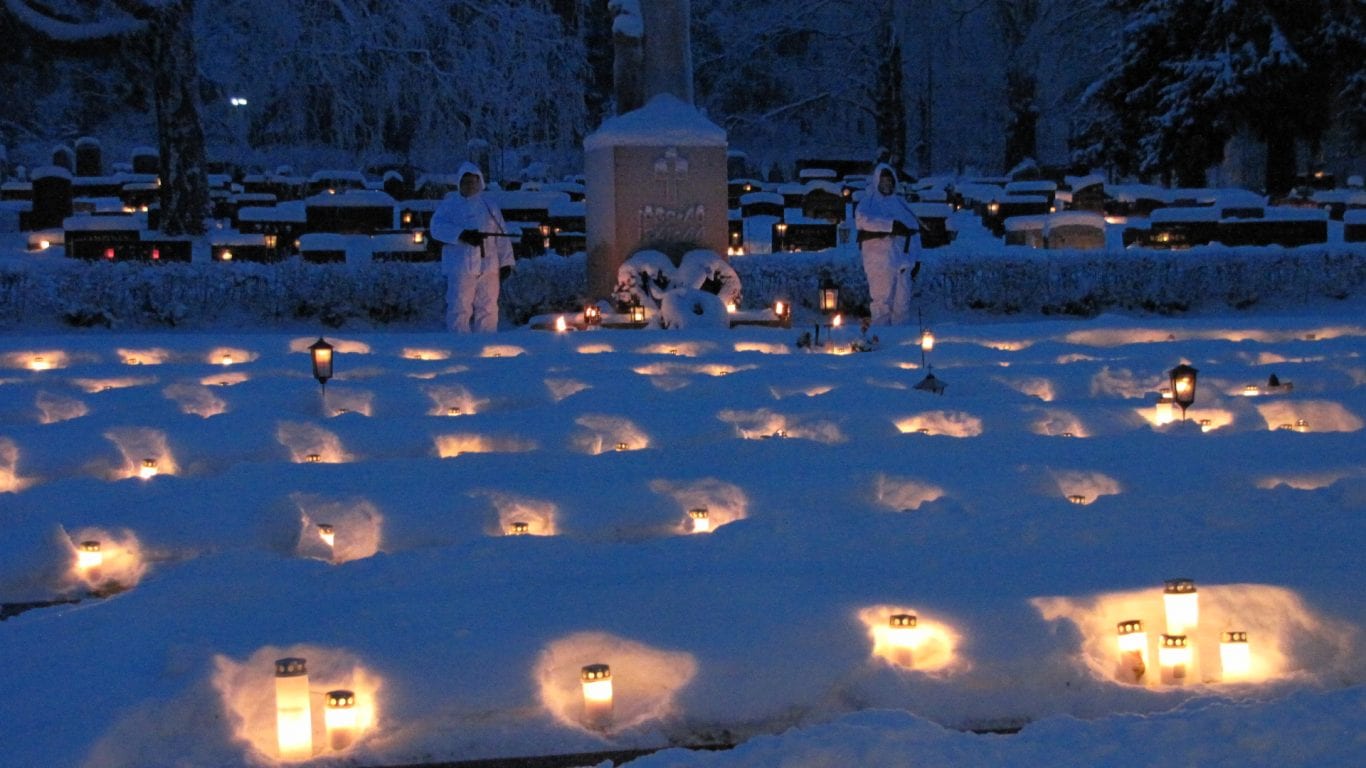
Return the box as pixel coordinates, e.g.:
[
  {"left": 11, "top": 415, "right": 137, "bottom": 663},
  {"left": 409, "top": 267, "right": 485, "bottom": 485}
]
[
  {"left": 30, "top": 166, "right": 73, "bottom": 231},
  {"left": 51, "top": 145, "right": 74, "bottom": 173},
  {"left": 586, "top": 0, "right": 725, "bottom": 301},
  {"left": 75, "top": 137, "right": 102, "bottom": 177}
]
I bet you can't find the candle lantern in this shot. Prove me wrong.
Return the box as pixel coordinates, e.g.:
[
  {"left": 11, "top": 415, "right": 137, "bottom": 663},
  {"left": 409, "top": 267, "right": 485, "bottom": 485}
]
[
  {"left": 139, "top": 458, "right": 159, "bottom": 480},
  {"left": 920, "top": 330, "right": 935, "bottom": 353},
  {"left": 584, "top": 305, "right": 602, "bottom": 327},
  {"left": 629, "top": 303, "right": 647, "bottom": 324},
  {"left": 509, "top": 521, "right": 530, "bottom": 536},
  {"left": 413, "top": 230, "right": 425, "bottom": 245},
  {"left": 221, "top": 353, "right": 234, "bottom": 366},
  {"left": 554, "top": 315, "right": 568, "bottom": 333},
  {"left": 305, "top": 453, "right": 321, "bottom": 464},
  {"left": 1220, "top": 630, "right": 1250, "bottom": 681},
  {"left": 580, "top": 663, "right": 613, "bottom": 730},
  {"left": 446, "top": 406, "right": 461, "bottom": 417},
  {"left": 1168, "top": 363, "right": 1198, "bottom": 419},
  {"left": 318, "top": 523, "right": 335, "bottom": 548},
  {"left": 30, "top": 356, "right": 50, "bottom": 371},
  {"left": 773, "top": 300, "right": 792, "bottom": 328},
  {"left": 310, "top": 337, "right": 334, "bottom": 384},
  {"left": 887, "top": 613, "right": 919, "bottom": 668},
  {"left": 77, "top": 540, "right": 103, "bottom": 571},
  {"left": 1154, "top": 389, "right": 1175, "bottom": 426},
  {"left": 1116, "top": 620, "right": 1148, "bottom": 684},
  {"left": 274, "top": 658, "right": 313, "bottom": 760},
  {"left": 818, "top": 275, "right": 840, "bottom": 314},
  {"left": 1158, "top": 634, "right": 1191, "bottom": 684},
  {"left": 324, "top": 690, "right": 357, "bottom": 751},
  {"left": 1067, "top": 494, "right": 1087, "bottom": 505},
  {"left": 1294, "top": 419, "right": 1309, "bottom": 433},
  {"left": 688, "top": 507, "right": 711, "bottom": 533},
  {"left": 614, "top": 441, "right": 629, "bottom": 452},
  {"left": 1163, "top": 578, "right": 1199, "bottom": 635}
]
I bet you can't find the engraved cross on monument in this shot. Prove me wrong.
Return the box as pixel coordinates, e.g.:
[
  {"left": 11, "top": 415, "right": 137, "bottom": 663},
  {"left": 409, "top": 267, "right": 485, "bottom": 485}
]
[{"left": 586, "top": 0, "right": 728, "bottom": 301}]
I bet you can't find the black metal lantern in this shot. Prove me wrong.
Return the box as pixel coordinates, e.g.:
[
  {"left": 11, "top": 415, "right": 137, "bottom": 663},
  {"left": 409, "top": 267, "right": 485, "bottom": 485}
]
[
  {"left": 309, "top": 337, "right": 334, "bottom": 393},
  {"left": 818, "top": 275, "right": 840, "bottom": 314},
  {"left": 1168, "top": 363, "right": 1198, "bottom": 419}
]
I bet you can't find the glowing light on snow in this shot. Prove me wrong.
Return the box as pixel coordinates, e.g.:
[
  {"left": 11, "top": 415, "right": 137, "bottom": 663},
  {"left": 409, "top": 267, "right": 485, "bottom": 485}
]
[
  {"left": 577, "top": 343, "right": 615, "bottom": 354},
  {"left": 425, "top": 384, "right": 486, "bottom": 416},
  {"left": 117, "top": 347, "right": 171, "bottom": 365},
  {"left": 535, "top": 632, "right": 696, "bottom": 735},
  {"left": 871, "top": 474, "right": 945, "bottom": 512},
  {"left": 572, "top": 414, "right": 651, "bottom": 455},
  {"left": 435, "top": 433, "right": 537, "bottom": 459},
  {"left": 1034, "top": 583, "right": 1356, "bottom": 686},
  {"left": 1050, "top": 470, "right": 1121, "bottom": 506},
  {"left": 209, "top": 347, "right": 254, "bottom": 365},
  {"left": 477, "top": 491, "right": 560, "bottom": 536},
  {"left": 402, "top": 348, "right": 450, "bottom": 361},
  {"left": 894, "top": 411, "right": 983, "bottom": 438},
  {"left": 1257, "top": 401, "right": 1362, "bottom": 433},
  {"left": 200, "top": 371, "right": 250, "bottom": 387},
  {"left": 734, "top": 342, "right": 790, "bottom": 354},
  {"left": 213, "top": 646, "right": 380, "bottom": 762},
  {"left": 479, "top": 345, "right": 526, "bottom": 358},
  {"left": 73, "top": 376, "right": 156, "bottom": 393},
  {"left": 650, "top": 478, "right": 749, "bottom": 532},
  {"left": 104, "top": 427, "right": 178, "bottom": 480},
  {"left": 860, "top": 605, "right": 965, "bottom": 674},
  {"left": 997, "top": 375, "right": 1056, "bottom": 402},
  {"left": 163, "top": 382, "right": 228, "bottom": 417},
  {"left": 36, "top": 391, "right": 87, "bottom": 424},
  {"left": 637, "top": 341, "right": 716, "bottom": 357},
  {"left": 768, "top": 384, "right": 835, "bottom": 399},
  {"left": 718, "top": 408, "right": 846, "bottom": 444},
  {"left": 66, "top": 526, "right": 147, "bottom": 591},
  {"left": 0, "top": 437, "right": 35, "bottom": 493},
  {"left": 277, "top": 422, "right": 353, "bottom": 464},
  {"left": 545, "top": 378, "right": 592, "bottom": 402},
  {"left": 1029, "top": 408, "right": 1090, "bottom": 438},
  {"left": 294, "top": 495, "right": 383, "bottom": 563}
]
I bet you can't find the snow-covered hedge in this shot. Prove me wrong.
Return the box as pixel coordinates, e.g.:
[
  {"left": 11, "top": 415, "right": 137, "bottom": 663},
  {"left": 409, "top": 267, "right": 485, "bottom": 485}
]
[{"left": 0, "top": 244, "right": 1363, "bottom": 330}]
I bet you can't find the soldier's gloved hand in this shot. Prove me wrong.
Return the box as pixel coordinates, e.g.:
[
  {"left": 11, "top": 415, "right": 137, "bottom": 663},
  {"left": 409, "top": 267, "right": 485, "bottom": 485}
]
[
  {"left": 499, "top": 265, "right": 512, "bottom": 282},
  {"left": 458, "top": 229, "right": 482, "bottom": 246}
]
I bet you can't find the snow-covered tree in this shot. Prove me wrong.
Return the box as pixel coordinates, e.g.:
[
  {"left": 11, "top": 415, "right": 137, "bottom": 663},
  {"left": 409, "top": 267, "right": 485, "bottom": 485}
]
[
  {"left": 3, "top": 0, "right": 209, "bottom": 235},
  {"left": 1080, "top": 0, "right": 1364, "bottom": 193}
]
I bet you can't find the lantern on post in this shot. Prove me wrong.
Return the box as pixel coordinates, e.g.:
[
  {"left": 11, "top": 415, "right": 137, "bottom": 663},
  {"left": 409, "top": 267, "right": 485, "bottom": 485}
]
[
  {"left": 324, "top": 690, "right": 358, "bottom": 750},
  {"left": 629, "top": 302, "right": 647, "bottom": 324},
  {"left": 580, "top": 663, "right": 613, "bottom": 730},
  {"left": 274, "top": 658, "right": 313, "bottom": 760},
  {"left": 1220, "top": 631, "right": 1250, "bottom": 681},
  {"left": 818, "top": 275, "right": 840, "bottom": 315},
  {"left": 1163, "top": 578, "right": 1199, "bottom": 635},
  {"left": 887, "top": 613, "right": 919, "bottom": 668},
  {"left": 1116, "top": 620, "right": 1148, "bottom": 684},
  {"left": 310, "top": 337, "right": 334, "bottom": 397},
  {"left": 1168, "top": 363, "right": 1198, "bottom": 420},
  {"left": 774, "top": 221, "right": 788, "bottom": 251}
]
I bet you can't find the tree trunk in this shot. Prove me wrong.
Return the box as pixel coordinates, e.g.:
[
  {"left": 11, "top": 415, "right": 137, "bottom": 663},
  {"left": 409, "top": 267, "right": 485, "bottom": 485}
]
[
  {"left": 1003, "top": 68, "right": 1037, "bottom": 172},
  {"left": 1263, "top": 124, "right": 1296, "bottom": 198},
  {"left": 875, "top": 35, "right": 906, "bottom": 171},
  {"left": 149, "top": 0, "right": 208, "bottom": 236}
]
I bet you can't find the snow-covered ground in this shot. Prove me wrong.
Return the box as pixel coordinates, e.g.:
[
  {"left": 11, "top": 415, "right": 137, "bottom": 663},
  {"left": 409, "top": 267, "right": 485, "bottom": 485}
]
[{"left": 1, "top": 229, "right": 1364, "bottom": 767}]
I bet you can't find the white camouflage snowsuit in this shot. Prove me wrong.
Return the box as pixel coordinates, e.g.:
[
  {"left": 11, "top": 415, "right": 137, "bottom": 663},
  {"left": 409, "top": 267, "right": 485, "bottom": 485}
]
[
  {"left": 430, "top": 162, "right": 515, "bottom": 333},
  {"left": 854, "top": 163, "right": 921, "bottom": 326}
]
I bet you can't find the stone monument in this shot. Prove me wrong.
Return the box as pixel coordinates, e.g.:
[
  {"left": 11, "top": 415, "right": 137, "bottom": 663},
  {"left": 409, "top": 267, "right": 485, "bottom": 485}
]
[{"left": 586, "top": 0, "right": 728, "bottom": 301}]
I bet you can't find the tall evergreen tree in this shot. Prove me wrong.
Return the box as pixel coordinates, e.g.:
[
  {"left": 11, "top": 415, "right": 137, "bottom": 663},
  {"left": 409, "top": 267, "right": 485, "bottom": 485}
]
[{"left": 1080, "top": 0, "right": 1365, "bottom": 193}]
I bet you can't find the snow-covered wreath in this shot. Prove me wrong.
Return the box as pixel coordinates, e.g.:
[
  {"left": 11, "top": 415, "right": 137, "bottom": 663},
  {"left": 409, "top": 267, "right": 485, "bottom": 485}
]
[{"left": 611, "top": 249, "right": 742, "bottom": 329}]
